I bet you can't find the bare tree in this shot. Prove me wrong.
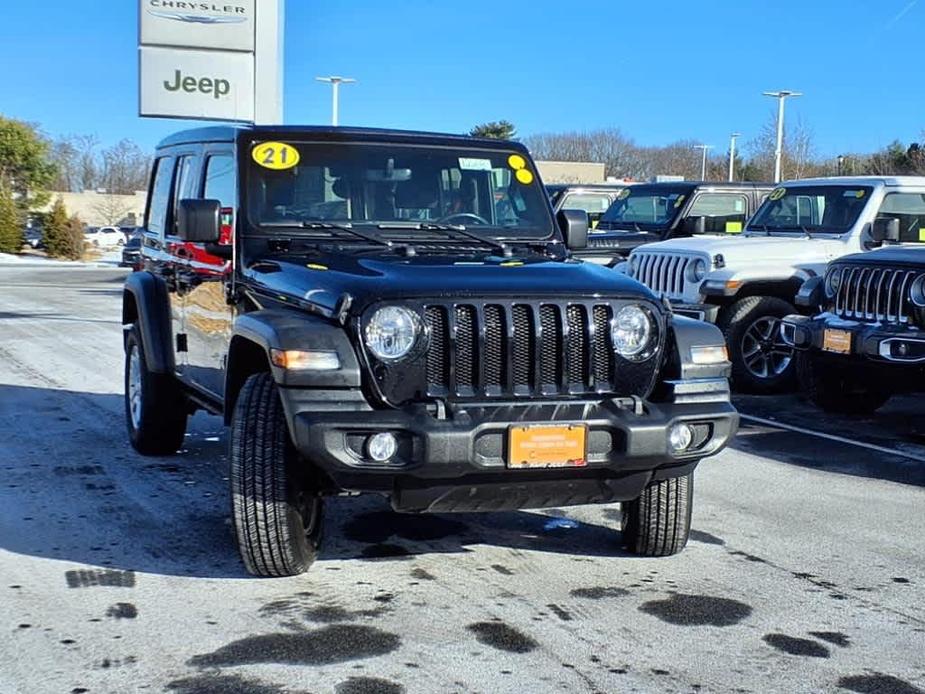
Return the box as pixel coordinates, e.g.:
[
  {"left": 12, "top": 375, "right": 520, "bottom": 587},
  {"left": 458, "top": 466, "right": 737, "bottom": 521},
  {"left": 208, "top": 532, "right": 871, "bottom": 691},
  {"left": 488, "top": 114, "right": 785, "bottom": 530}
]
[
  {"left": 92, "top": 193, "right": 134, "bottom": 226},
  {"left": 100, "top": 140, "right": 150, "bottom": 194},
  {"left": 73, "top": 135, "right": 100, "bottom": 191}
]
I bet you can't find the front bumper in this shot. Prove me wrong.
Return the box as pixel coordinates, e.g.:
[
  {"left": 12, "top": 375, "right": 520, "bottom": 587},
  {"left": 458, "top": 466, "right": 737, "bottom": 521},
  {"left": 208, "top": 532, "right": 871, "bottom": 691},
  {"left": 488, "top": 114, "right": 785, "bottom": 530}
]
[
  {"left": 782, "top": 313, "right": 925, "bottom": 364},
  {"left": 287, "top": 380, "right": 738, "bottom": 511}
]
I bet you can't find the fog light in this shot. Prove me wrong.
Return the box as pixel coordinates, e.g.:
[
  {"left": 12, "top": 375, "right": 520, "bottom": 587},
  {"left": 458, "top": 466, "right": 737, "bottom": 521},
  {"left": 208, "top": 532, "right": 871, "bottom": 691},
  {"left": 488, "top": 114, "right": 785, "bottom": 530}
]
[
  {"left": 366, "top": 432, "right": 398, "bottom": 462},
  {"left": 668, "top": 423, "right": 694, "bottom": 453}
]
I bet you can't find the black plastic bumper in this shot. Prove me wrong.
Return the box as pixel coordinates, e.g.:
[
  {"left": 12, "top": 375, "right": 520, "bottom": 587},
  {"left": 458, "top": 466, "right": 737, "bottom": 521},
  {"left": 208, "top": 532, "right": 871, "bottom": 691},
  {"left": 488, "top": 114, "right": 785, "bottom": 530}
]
[
  {"left": 287, "top": 382, "right": 738, "bottom": 511},
  {"left": 782, "top": 313, "right": 925, "bottom": 364},
  {"left": 669, "top": 302, "right": 721, "bottom": 323}
]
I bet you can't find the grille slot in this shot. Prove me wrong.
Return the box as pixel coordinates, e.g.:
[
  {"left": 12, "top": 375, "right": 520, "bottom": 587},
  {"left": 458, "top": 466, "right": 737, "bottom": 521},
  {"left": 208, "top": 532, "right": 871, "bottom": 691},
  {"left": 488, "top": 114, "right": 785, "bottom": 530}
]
[
  {"left": 421, "top": 301, "right": 626, "bottom": 398},
  {"left": 833, "top": 265, "right": 918, "bottom": 324}
]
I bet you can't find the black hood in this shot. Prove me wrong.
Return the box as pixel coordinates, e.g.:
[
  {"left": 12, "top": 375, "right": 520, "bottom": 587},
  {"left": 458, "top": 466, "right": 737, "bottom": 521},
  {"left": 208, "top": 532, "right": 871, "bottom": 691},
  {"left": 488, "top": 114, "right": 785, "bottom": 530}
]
[
  {"left": 836, "top": 245, "right": 925, "bottom": 268},
  {"left": 242, "top": 251, "right": 656, "bottom": 314}
]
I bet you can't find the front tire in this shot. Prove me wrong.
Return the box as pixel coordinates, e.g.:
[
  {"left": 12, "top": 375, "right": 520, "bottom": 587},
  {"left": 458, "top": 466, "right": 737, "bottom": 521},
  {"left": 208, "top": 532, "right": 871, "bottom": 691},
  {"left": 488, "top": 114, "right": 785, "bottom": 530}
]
[
  {"left": 796, "top": 352, "right": 890, "bottom": 414},
  {"left": 124, "top": 325, "right": 187, "bottom": 455},
  {"left": 720, "top": 296, "right": 797, "bottom": 394},
  {"left": 622, "top": 473, "right": 693, "bottom": 556},
  {"left": 230, "top": 373, "right": 324, "bottom": 577}
]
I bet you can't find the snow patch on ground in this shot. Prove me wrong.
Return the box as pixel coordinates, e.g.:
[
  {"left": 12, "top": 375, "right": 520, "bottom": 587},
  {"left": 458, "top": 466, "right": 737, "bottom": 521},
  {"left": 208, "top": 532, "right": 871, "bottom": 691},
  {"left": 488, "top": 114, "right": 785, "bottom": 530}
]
[{"left": 0, "top": 250, "right": 123, "bottom": 268}]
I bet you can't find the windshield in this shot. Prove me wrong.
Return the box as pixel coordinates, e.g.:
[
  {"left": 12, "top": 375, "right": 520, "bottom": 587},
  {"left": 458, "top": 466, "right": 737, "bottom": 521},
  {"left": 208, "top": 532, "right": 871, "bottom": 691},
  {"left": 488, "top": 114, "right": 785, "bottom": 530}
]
[
  {"left": 599, "top": 186, "right": 689, "bottom": 230},
  {"left": 748, "top": 185, "right": 872, "bottom": 233},
  {"left": 246, "top": 141, "right": 554, "bottom": 239}
]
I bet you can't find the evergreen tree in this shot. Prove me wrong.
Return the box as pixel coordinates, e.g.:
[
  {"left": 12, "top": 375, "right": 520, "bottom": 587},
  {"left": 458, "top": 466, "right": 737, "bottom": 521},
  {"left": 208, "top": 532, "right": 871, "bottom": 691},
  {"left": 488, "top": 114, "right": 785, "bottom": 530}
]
[
  {"left": 43, "top": 197, "right": 71, "bottom": 259},
  {"left": 0, "top": 180, "right": 20, "bottom": 254},
  {"left": 470, "top": 121, "right": 517, "bottom": 140}
]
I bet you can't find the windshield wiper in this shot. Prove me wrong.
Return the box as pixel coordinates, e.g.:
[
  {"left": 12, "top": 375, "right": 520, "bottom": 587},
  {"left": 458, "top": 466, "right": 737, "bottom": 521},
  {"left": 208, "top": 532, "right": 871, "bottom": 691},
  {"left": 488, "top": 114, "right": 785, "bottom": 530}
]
[
  {"left": 377, "top": 222, "right": 513, "bottom": 257},
  {"left": 260, "top": 221, "right": 413, "bottom": 253}
]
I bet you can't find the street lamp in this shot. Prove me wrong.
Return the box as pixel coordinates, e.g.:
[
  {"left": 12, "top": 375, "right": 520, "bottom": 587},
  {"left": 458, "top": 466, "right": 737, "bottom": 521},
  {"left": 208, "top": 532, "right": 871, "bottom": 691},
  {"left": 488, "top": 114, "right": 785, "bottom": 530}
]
[
  {"left": 728, "top": 132, "right": 741, "bottom": 182},
  {"left": 762, "top": 90, "right": 803, "bottom": 183},
  {"left": 693, "top": 144, "right": 713, "bottom": 181},
  {"left": 837, "top": 155, "right": 845, "bottom": 176},
  {"left": 315, "top": 76, "right": 356, "bottom": 126}
]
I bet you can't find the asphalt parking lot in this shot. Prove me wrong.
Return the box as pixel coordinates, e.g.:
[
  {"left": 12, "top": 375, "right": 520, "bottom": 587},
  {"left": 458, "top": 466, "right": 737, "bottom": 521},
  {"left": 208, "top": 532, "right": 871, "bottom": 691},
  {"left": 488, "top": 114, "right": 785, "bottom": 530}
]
[{"left": 0, "top": 265, "right": 923, "bottom": 694}]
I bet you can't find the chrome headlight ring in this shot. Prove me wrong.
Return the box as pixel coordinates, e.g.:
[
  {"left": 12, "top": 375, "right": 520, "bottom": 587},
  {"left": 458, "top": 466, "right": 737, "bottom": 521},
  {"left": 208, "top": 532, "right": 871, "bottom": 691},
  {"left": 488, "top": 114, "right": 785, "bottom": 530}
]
[
  {"left": 611, "top": 304, "right": 658, "bottom": 361},
  {"left": 364, "top": 306, "right": 423, "bottom": 362}
]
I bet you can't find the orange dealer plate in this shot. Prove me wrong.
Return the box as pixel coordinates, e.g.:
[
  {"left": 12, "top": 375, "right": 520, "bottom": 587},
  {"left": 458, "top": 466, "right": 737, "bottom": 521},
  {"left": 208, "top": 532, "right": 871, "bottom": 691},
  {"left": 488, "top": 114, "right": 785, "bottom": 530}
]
[{"left": 508, "top": 424, "right": 588, "bottom": 469}]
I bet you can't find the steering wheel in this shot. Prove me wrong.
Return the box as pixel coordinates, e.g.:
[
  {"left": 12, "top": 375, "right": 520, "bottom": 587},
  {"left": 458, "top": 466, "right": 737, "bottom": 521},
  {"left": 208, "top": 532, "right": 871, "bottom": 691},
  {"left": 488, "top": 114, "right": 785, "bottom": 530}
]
[{"left": 438, "top": 212, "right": 491, "bottom": 226}]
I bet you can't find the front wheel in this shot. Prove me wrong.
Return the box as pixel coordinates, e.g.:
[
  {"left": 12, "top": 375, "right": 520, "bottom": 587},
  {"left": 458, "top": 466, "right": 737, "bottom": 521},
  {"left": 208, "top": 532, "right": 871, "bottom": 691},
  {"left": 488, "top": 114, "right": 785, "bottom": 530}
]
[
  {"left": 796, "top": 352, "right": 890, "bottom": 415},
  {"left": 230, "top": 373, "right": 324, "bottom": 577},
  {"left": 720, "top": 296, "right": 797, "bottom": 394},
  {"left": 622, "top": 473, "right": 693, "bottom": 556}
]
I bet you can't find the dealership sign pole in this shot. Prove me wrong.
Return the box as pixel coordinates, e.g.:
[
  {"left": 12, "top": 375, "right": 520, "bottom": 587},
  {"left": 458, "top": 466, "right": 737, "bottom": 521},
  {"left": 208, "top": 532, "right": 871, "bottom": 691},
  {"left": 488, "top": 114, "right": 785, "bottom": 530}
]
[{"left": 138, "top": 0, "right": 283, "bottom": 124}]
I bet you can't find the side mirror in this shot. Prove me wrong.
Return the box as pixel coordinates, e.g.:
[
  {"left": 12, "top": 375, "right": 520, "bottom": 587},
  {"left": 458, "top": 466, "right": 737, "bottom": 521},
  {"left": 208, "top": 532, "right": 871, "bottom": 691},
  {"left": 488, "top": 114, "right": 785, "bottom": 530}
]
[
  {"left": 871, "top": 217, "right": 901, "bottom": 245},
  {"left": 681, "top": 215, "right": 706, "bottom": 235},
  {"left": 177, "top": 199, "right": 221, "bottom": 243},
  {"left": 558, "top": 209, "right": 589, "bottom": 250}
]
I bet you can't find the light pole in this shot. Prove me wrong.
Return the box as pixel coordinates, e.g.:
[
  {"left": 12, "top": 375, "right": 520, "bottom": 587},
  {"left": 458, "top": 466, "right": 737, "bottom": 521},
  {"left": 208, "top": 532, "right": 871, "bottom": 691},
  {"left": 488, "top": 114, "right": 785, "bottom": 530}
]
[
  {"left": 315, "top": 76, "right": 356, "bottom": 126},
  {"left": 762, "top": 90, "right": 802, "bottom": 183},
  {"left": 728, "top": 132, "right": 741, "bottom": 182},
  {"left": 693, "top": 144, "right": 713, "bottom": 181},
  {"left": 837, "top": 154, "right": 845, "bottom": 176}
]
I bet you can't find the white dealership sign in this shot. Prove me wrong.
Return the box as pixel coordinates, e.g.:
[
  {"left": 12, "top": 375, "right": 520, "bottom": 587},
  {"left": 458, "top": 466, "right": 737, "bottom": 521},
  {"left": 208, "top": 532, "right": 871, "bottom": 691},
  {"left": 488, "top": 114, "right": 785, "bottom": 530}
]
[{"left": 138, "top": 0, "right": 282, "bottom": 124}]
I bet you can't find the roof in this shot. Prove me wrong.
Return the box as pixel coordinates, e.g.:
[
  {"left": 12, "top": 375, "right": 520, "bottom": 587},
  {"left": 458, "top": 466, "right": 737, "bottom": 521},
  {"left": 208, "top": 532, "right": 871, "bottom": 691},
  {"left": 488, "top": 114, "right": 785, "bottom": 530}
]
[
  {"left": 627, "top": 181, "right": 773, "bottom": 191},
  {"left": 545, "top": 183, "right": 629, "bottom": 192},
  {"left": 781, "top": 175, "right": 925, "bottom": 187},
  {"left": 157, "top": 125, "right": 529, "bottom": 151}
]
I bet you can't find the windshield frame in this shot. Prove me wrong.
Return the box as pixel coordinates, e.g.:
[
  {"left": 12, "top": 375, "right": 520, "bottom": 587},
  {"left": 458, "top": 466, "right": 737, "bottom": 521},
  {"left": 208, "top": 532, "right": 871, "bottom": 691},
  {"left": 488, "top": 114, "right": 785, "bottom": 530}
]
[
  {"left": 746, "top": 184, "right": 874, "bottom": 235},
  {"left": 241, "top": 138, "right": 559, "bottom": 242},
  {"left": 597, "top": 185, "right": 693, "bottom": 232}
]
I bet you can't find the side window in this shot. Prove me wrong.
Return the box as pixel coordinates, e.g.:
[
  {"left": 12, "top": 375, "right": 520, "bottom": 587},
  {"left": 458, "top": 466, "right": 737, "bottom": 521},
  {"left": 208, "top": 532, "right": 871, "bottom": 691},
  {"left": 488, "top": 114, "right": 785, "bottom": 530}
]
[
  {"left": 877, "top": 193, "right": 925, "bottom": 242},
  {"left": 203, "top": 155, "right": 237, "bottom": 206},
  {"left": 688, "top": 193, "right": 748, "bottom": 233},
  {"left": 146, "top": 157, "right": 176, "bottom": 237},
  {"left": 171, "top": 155, "right": 196, "bottom": 236}
]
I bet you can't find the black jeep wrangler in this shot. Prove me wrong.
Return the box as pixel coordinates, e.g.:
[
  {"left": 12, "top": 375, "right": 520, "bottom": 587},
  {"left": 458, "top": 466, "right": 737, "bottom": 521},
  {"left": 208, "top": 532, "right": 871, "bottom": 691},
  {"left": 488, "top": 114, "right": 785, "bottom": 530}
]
[
  {"left": 123, "top": 126, "right": 738, "bottom": 576},
  {"left": 782, "top": 221, "right": 925, "bottom": 414},
  {"left": 579, "top": 181, "right": 773, "bottom": 265}
]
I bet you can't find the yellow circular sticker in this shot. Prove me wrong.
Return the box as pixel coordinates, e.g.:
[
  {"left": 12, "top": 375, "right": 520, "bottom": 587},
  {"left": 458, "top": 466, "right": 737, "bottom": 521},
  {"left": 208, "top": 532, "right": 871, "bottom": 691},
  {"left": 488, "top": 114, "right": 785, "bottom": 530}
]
[
  {"left": 617, "top": 188, "right": 631, "bottom": 200},
  {"left": 855, "top": 190, "right": 865, "bottom": 198},
  {"left": 769, "top": 187, "right": 786, "bottom": 201},
  {"left": 252, "top": 142, "right": 300, "bottom": 170},
  {"left": 508, "top": 154, "right": 526, "bottom": 170},
  {"left": 515, "top": 169, "right": 534, "bottom": 185},
  {"left": 674, "top": 194, "right": 686, "bottom": 208}
]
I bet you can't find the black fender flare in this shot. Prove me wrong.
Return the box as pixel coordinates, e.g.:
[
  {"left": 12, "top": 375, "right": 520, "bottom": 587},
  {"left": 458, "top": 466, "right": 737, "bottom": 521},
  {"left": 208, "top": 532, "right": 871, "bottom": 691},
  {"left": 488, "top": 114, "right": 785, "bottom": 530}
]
[
  {"left": 122, "top": 271, "right": 174, "bottom": 374},
  {"left": 668, "top": 314, "right": 731, "bottom": 380}
]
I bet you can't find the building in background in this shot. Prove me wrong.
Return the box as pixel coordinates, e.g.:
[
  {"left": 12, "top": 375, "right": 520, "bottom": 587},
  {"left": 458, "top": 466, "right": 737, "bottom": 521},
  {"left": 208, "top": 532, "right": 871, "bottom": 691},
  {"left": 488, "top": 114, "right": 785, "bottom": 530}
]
[
  {"left": 535, "top": 160, "right": 606, "bottom": 184},
  {"left": 35, "top": 190, "right": 147, "bottom": 228}
]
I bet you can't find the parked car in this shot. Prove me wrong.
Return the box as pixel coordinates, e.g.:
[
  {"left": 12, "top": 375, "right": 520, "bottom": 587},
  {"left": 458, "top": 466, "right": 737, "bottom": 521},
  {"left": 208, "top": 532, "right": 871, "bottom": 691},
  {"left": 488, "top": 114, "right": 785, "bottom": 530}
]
[
  {"left": 782, "top": 226, "right": 925, "bottom": 413},
  {"left": 23, "top": 228, "right": 44, "bottom": 249},
  {"left": 123, "top": 125, "right": 738, "bottom": 577},
  {"left": 120, "top": 236, "right": 143, "bottom": 269},
  {"left": 546, "top": 184, "right": 629, "bottom": 229},
  {"left": 621, "top": 176, "right": 925, "bottom": 393},
  {"left": 84, "top": 225, "right": 124, "bottom": 248},
  {"left": 577, "top": 182, "right": 773, "bottom": 265}
]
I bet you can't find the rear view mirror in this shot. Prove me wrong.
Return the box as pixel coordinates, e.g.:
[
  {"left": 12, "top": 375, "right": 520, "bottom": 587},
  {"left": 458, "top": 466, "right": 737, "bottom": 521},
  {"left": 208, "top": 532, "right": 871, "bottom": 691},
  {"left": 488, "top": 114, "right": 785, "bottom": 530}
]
[
  {"left": 681, "top": 216, "right": 706, "bottom": 235},
  {"left": 177, "top": 199, "right": 221, "bottom": 243},
  {"left": 558, "top": 209, "right": 589, "bottom": 250},
  {"left": 871, "top": 217, "right": 901, "bottom": 244}
]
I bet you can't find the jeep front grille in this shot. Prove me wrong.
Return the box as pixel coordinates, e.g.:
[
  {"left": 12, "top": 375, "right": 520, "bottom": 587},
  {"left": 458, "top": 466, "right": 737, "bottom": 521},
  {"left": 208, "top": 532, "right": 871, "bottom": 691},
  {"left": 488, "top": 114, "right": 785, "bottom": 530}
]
[
  {"left": 632, "top": 252, "right": 692, "bottom": 298},
  {"left": 415, "top": 301, "right": 658, "bottom": 400},
  {"left": 833, "top": 265, "right": 918, "bottom": 324}
]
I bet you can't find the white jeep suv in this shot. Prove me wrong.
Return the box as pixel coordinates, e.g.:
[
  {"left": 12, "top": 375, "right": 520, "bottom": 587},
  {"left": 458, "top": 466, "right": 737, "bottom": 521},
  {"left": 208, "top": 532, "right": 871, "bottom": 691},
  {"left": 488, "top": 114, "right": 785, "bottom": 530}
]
[{"left": 621, "top": 176, "right": 925, "bottom": 392}]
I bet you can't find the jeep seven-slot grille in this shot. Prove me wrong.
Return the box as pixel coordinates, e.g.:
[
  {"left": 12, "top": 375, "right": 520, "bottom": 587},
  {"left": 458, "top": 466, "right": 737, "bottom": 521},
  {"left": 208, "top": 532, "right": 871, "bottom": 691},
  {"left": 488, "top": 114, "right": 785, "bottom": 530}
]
[
  {"left": 632, "top": 252, "right": 692, "bottom": 298},
  {"left": 832, "top": 265, "right": 918, "bottom": 324},
  {"left": 423, "top": 302, "right": 620, "bottom": 398}
]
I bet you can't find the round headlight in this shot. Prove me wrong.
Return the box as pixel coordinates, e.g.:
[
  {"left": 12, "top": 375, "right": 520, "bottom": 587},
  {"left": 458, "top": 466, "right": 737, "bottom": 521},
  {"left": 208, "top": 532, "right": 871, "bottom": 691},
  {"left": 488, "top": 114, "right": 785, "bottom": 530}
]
[
  {"left": 825, "top": 268, "right": 842, "bottom": 298},
  {"left": 911, "top": 274, "right": 925, "bottom": 307},
  {"left": 364, "top": 306, "right": 421, "bottom": 361},
  {"left": 689, "top": 258, "right": 708, "bottom": 283},
  {"left": 611, "top": 305, "right": 656, "bottom": 360}
]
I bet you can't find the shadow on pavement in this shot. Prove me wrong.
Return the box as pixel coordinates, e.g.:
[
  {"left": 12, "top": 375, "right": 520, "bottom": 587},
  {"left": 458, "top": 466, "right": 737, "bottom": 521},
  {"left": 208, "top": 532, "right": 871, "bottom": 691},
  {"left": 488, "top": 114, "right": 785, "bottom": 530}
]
[{"left": 0, "top": 383, "right": 633, "bottom": 582}]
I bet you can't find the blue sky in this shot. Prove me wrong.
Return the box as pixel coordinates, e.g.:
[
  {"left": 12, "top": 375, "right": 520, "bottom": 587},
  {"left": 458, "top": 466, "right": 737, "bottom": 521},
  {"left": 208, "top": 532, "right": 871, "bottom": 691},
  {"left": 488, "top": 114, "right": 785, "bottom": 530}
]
[{"left": 0, "top": 0, "right": 922, "bottom": 156}]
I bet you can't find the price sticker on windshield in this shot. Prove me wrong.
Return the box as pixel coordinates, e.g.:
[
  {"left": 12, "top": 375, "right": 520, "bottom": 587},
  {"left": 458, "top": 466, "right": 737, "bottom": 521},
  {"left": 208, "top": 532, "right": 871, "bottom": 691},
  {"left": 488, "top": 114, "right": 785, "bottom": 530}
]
[
  {"left": 252, "top": 142, "right": 300, "bottom": 170},
  {"left": 769, "top": 187, "right": 786, "bottom": 201}
]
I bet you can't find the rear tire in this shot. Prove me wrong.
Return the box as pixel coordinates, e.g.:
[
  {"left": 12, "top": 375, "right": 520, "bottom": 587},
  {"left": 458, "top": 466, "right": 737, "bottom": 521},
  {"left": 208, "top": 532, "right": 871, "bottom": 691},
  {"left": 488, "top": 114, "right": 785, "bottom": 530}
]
[
  {"left": 230, "top": 373, "right": 324, "bottom": 577},
  {"left": 796, "top": 352, "right": 890, "bottom": 414},
  {"left": 124, "top": 325, "right": 187, "bottom": 455},
  {"left": 720, "top": 296, "right": 797, "bottom": 394},
  {"left": 622, "top": 473, "right": 693, "bottom": 557}
]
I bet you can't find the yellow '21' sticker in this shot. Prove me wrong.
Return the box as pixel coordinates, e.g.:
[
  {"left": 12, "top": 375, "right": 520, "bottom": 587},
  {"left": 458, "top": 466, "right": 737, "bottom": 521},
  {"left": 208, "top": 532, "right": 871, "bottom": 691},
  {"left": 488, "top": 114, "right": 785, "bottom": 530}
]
[{"left": 253, "top": 142, "right": 300, "bottom": 170}]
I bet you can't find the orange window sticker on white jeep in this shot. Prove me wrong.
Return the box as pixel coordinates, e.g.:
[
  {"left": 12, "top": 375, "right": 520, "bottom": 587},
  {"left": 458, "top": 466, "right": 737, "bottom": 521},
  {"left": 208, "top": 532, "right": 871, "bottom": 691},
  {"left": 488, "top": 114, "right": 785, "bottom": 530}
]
[
  {"left": 252, "top": 142, "right": 300, "bottom": 170},
  {"left": 725, "top": 221, "right": 743, "bottom": 233}
]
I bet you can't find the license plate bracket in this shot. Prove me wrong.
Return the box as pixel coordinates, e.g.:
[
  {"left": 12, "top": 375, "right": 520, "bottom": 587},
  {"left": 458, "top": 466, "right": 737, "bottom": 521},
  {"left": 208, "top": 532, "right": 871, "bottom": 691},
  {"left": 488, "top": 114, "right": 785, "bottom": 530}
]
[
  {"left": 823, "top": 329, "right": 852, "bottom": 354},
  {"left": 508, "top": 424, "right": 588, "bottom": 469}
]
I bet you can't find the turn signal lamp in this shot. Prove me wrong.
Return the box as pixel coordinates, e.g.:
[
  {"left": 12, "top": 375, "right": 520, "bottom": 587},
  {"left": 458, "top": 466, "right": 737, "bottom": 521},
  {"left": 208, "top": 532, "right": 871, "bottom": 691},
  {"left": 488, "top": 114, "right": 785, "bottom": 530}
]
[
  {"left": 270, "top": 349, "right": 340, "bottom": 371},
  {"left": 690, "top": 345, "right": 729, "bottom": 365}
]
